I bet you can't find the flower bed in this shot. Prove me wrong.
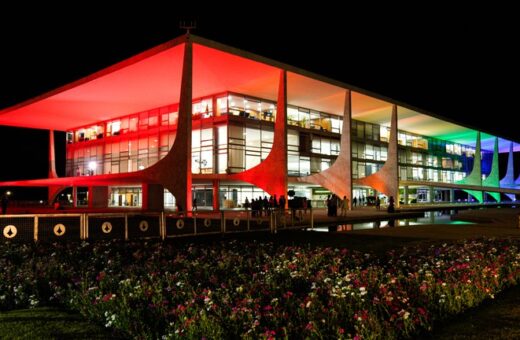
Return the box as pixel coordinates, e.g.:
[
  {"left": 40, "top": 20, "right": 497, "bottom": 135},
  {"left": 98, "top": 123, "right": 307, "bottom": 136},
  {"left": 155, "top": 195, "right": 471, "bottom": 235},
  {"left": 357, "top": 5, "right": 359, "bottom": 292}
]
[{"left": 1, "top": 238, "right": 520, "bottom": 338}]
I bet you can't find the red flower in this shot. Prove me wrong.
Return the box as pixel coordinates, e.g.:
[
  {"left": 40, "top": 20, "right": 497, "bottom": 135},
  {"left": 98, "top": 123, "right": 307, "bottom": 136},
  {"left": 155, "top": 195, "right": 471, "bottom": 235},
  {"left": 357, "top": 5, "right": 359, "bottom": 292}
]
[
  {"left": 96, "top": 271, "right": 106, "bottom": 281},
  {"left": 283, "top": 291, "right": 294, "bottom": 299}
]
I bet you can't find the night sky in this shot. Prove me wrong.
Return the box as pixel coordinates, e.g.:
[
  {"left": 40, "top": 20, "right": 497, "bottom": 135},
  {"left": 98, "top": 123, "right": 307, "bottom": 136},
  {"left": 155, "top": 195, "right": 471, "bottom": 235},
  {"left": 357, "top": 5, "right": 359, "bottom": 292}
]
[{"left": 0, "top": 9, "right": 518, "bottom": 196}]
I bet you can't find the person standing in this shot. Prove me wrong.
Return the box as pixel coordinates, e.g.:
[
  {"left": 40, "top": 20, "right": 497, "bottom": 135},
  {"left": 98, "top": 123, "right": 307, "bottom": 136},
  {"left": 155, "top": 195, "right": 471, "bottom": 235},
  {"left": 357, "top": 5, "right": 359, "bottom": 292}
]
[
  {"left": 278, "top": 195, "right": 286, "bottom": 211},
  {"left": 192, "top": 197, "right": 197, "bottom": 211},
  {"left": 387, "top": 196, "right": 395, "bottom": 213},
  {"left": 341, "top": 196, "right": 349, "bottom": 216},
  {"left": 375, "top": 196, "right": 381, "bottom": 210}
]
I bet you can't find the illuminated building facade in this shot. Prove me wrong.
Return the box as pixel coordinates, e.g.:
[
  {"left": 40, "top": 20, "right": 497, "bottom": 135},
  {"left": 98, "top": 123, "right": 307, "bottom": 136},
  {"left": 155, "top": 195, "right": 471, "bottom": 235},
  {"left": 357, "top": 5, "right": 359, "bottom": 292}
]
[{"left": 1, "top": 34, "right": 519, "bottom": 211}]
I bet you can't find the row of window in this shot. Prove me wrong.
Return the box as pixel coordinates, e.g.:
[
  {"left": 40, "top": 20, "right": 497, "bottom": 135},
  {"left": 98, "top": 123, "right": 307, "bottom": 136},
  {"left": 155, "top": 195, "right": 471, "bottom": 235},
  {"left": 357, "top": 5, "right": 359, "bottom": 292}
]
[
  {"left": 351, "top": 163, "right": 466, "bottom": 183},
  {"left": 398, "top": 166, "right": 466, "bottom": 183},
  {"left": 66, "top": 92, "right": 484, "bottom": 184},
  {"left": 351, "top": 119, "right": 477, "bottom": 157},
  {"left": 287, "top": 107, "right": 342, "bottom": 133}
]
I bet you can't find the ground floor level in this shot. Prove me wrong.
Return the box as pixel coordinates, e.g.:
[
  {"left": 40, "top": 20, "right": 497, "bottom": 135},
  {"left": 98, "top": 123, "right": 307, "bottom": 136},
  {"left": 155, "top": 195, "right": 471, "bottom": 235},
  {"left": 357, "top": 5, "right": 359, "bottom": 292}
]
[{"left": 52, "top": 180, "right": 517, "bottom": 212}]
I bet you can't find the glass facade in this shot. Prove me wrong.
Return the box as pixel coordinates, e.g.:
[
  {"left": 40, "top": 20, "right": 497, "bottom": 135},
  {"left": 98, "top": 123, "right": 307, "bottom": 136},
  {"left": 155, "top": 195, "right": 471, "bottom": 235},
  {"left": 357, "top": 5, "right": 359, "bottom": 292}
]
[
  {"left": 350, "top": 119, "right": 476, "bottom": 184},
  {"left": 66, "top": 104, "right": 178, "bottom": 177},
  {"left": 108, "top": 186, "right": 142, "bottom": 207},
  {"left": 66, "top": 92, "right": 276, "bottom": 176},
  {"left": 64, "top": 89, "right": 490, "bottom": 209}
]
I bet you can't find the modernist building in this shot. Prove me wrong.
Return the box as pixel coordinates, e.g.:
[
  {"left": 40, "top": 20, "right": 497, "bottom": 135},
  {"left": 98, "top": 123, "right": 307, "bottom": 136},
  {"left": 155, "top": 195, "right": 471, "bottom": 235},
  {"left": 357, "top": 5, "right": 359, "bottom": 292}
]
[{"left": 1, "top": 34, "right": 519, "bottom": 211}]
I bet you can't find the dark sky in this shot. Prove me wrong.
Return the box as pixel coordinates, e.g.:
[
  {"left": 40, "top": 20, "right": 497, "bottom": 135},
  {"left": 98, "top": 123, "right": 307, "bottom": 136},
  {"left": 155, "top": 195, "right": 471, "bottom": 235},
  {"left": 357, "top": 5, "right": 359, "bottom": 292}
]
[{"left": 0, "top": 9, "right": 518, "bottom": 184}]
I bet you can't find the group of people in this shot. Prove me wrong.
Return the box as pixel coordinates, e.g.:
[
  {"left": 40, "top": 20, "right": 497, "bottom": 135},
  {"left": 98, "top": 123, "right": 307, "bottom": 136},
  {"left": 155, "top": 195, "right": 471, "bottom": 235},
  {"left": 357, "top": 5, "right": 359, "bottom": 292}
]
[
  {"left": 246, "top": 195, "right": 286, "bottom": 217},
  {"left": 326, "top": 195, "right": 350, "bottom": 217},
  {"left": 352, "top": 196, "right": 366, "bottom": 207},
  {"left": 352, "top": 196, "right": 383, "bottom": 210}
]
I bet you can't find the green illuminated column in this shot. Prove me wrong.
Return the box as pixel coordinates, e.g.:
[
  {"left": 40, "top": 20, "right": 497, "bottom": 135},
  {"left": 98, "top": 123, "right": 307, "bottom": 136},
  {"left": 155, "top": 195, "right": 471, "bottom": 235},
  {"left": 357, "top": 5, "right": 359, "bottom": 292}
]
[
  {"left": 483, "top": 137, "right": 500, "bottom": 202},
  {"left": 457, "top": 132, "right": 483, "bottom": 203}
]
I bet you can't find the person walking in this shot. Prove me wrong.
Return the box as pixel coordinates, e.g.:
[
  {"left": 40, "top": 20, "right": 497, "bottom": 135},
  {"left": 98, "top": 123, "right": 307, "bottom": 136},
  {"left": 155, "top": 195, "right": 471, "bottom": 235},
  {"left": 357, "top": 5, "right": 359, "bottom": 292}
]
[{"left": 192, "top": 197, "right": 197, "bottom": 211}]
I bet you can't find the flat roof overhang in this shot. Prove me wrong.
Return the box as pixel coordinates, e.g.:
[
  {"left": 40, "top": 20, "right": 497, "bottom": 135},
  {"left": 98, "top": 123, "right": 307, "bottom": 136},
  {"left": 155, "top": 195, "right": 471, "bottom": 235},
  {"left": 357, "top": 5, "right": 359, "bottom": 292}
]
[{"left": 0, "top": 34, "right": 516, "bottom": 152}]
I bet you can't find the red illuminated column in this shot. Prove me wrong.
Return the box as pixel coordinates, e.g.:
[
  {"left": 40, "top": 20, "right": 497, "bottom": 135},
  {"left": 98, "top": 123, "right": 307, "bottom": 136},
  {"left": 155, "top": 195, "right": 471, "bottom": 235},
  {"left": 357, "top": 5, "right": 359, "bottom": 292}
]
[
  {"left": 212, "top": 179, "right": 219, "bottom": 211},
  {"left": 47, "top": 129, "right": 65, "bottom": 205},
  {"left": 87, "top": 186, "right": 93, "bottom": 208},
  {"left": 178, "top": 37, "right": 193, "bottom": 211},
  {"left": 89, "top": 186, "right": 109, "bottom": 208},
  {"left": 142, "top": 37, "right": 193, "bottom": 213},
  {"left": 48, "top": 130, "right": 57, "bottom": 178},
  {"left": 228, "top": 70, "right": 288, "bottom": 202},
  {"left": 72, "top": 186, "right": 77, "bottom": 208},
  {"left": 142, "top": 183, "right": 164, "bottom": 211}
]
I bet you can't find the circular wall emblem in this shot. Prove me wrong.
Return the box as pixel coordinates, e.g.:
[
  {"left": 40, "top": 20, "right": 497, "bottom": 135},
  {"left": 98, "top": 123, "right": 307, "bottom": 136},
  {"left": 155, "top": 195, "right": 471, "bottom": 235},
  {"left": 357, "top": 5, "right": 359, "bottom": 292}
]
[
  {"left": 3, "top": 225, "right": 17, "bottom": 239},
  {"left": 256, "top": 218, "right": 263, "bottom": 225},
  {"left": 101, "top": 221, "right": 113, "bottom": 234},
  {"left": 203, "top": 218, "right": 211, "bottom": 227},
  {"left": 139, "top": 220, "right": 149, "bottom": 232},
  {"left": 176, "top": 219, "right": 185, "bottom": 229},
  {"left": 279, "top": 215, "right": 286, "bottom": 224},
  {"left": 54, "top": 223, "right": 66, "bottom": 236},
  {"left": 233, "top": 217, "right": 240, "bottom": 226}
]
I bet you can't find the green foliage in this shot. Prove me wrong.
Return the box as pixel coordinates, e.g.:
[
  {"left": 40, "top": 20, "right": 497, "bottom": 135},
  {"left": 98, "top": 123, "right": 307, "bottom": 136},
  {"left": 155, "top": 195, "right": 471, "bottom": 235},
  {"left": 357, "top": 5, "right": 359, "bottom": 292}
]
[{"left": 2, "top": 239, "right": 520, "bottom": 338}]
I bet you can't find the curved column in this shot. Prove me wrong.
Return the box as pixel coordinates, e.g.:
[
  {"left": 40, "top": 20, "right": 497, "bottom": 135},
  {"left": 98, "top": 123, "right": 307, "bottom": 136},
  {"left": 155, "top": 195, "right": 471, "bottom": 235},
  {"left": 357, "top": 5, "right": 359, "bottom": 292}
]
[
  {"left": 48, "top": 130, "right": 58, "bottom": 178},
  {"left": 500, "top": 142, "right": 516, "bottom": 201},
  {"left": 296, "top": 89, "right": 352, "bottom": 207},
  {"left": 353, "top": 104, "right": 399, "bottom": 205},
  {"left": 483, "top": 137, "right": 500, "bottom": 202},
  {"left": 457, "top": 132, "right": 483, "bottom": 203},
  {"left": 225, "top": 70, "right": 288, "bottom": 201},
  {"left": 47, "top": 129, "right": 66, "bottom": 204},
  {"left": 500, "top": 142, "right": 515, "bottom": 186},
  {"left": 141, "top": 38, "right": 192, "bottom": 211}
]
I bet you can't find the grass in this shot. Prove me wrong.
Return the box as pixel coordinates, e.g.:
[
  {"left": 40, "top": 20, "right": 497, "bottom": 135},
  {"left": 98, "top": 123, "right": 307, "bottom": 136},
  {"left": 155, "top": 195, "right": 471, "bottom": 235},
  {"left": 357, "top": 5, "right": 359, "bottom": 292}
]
[
  {"left": 0, "top": 307, "right": 126, "bottom": 339},
  {"left": 428, "top": 284, "right": 520, "bottom": 339}
]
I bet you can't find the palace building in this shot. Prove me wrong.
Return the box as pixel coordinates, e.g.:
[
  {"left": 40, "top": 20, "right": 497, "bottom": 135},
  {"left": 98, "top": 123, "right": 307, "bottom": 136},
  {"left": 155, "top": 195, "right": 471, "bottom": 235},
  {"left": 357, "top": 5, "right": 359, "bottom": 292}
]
[{"left": 1, "top": 34, "right": 519, "bottom": 211}]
